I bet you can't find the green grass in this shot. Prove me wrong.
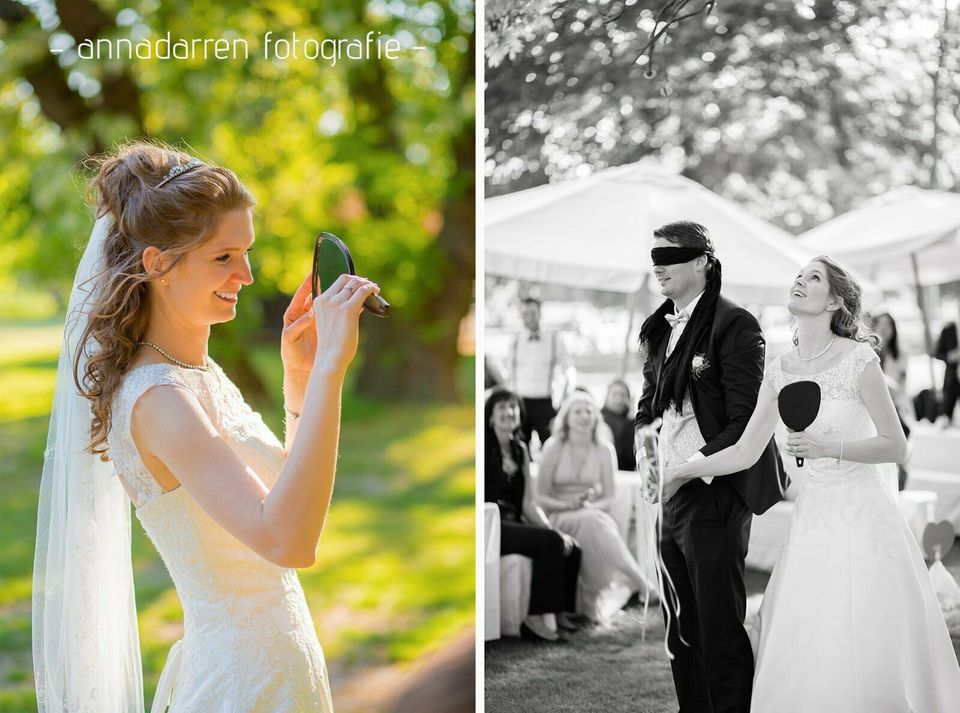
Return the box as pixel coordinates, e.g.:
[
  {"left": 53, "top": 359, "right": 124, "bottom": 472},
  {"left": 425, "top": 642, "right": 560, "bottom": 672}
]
[{"left": 0, "top": 323, "right": 475, "bottom": 713}]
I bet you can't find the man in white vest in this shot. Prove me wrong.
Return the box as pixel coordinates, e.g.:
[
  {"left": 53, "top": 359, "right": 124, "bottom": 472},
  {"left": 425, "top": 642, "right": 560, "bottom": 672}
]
[{"left": 507, "top": 296, "right": 577, "bottom": 450}]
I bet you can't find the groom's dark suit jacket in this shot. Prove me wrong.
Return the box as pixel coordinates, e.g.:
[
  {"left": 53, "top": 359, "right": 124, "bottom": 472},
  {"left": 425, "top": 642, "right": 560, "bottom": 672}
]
[{"left": 635, "top": 295, "right": 785, "bottom": 515}]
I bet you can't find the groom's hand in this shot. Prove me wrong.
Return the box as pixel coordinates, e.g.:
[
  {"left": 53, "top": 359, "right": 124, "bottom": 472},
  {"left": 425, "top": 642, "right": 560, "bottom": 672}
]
[
  {"left": 661, "top": 466, "right": 684, "bottom": 504},
  {"left": 633, "top": 418, "right": 662, "bottom": 456},
  {"left": 641, "top": 479, "right": 660, "bottom": 504}
]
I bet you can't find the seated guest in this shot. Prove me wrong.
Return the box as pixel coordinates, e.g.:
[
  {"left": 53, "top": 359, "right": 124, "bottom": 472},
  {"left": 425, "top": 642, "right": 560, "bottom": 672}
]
[
  {"left": 537, "top": 392, "right": 656, "bottom": 622},
  {"left": 600, "top": 378, "right": 637, "bottom": 471},
  {"left": 484, "top": 388, "right": 581, "bottom": 641}
]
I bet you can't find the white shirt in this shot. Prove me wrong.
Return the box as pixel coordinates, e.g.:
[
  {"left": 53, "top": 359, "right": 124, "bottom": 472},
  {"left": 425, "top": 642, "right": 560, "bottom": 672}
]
[
  {"left": 666, "top": 290, "right": 705, "bottom": 358},
  {"left": 508, "top": 330, "right": 572, "bottom": 399}
]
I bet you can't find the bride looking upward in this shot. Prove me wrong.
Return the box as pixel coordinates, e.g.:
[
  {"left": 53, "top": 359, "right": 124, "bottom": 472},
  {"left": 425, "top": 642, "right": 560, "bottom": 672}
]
[
  {"left": 662, "top": 256, "right": 960, "bottom": 712},
  {"left": 33, "top": 141, "right": 378, "bottom": 713}
]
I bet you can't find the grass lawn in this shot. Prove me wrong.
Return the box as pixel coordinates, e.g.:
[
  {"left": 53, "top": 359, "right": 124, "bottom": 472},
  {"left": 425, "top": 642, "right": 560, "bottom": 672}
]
[
  {"left": 486, "top": 536, "right": 960, "bottom": 712},
  {"left": 0, "top": 321, "right": 475, "bottom": 713}
]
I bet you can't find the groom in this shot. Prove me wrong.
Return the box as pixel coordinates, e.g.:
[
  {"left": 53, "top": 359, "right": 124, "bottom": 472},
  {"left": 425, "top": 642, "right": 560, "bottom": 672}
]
[{"left": 634, "top": 221, "right": 784, "bottom": 713}]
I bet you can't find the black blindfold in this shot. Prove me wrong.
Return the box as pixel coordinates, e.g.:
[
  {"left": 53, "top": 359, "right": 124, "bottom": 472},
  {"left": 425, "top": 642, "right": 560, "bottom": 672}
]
[{"left": 651, "top": 246, "right": 709, "bottom": 266}]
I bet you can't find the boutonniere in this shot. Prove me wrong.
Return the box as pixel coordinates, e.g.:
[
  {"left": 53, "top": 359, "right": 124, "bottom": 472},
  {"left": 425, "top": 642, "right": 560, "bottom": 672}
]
[{"left": 691, "top": 353, "right": 711, "bottom": 380}]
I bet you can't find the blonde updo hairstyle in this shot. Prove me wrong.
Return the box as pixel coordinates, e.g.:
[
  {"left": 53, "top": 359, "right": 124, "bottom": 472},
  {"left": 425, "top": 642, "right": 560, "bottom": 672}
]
[
  {"left": 551, "top": 391, "right": 603, "bottom": 444},
  {"left": 75, "top": 140, "right": 256, "bottom": 459}
]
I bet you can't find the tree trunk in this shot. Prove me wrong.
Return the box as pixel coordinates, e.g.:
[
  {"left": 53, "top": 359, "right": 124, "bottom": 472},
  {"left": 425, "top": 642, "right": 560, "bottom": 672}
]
[
  {"left": 346, "top": 19, "right": 476, "bottom": 401},
  {"left": 354, "top": 111, "right": 475, "bottom": 401}
]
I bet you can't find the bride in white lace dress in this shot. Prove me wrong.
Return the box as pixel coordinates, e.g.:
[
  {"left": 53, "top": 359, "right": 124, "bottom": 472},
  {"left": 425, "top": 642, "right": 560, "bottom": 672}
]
[
  {"left": 664, "top": 256, "right": 960, "bottom": 712},
  {"left": 33, "top": 142, "right": 379, "bottom": 713}
]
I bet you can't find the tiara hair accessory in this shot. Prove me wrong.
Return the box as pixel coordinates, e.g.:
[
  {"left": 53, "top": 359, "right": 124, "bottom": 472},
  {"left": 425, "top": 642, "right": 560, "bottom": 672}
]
[{"left": 157, "top": 158, "right": 204, "bottom": 187}]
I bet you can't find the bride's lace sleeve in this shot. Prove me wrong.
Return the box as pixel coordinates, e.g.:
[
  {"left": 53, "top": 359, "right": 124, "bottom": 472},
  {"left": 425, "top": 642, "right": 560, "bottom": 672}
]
[
  {"left": 762, "top": 354, "right": 784, "bottom": 395},
  {"left": 852, "top": 342, "right": 881, "bottom": 396},
  {"left": 206, "top": 362, "right": 286, "bottom": 480},
  {"left": 215, "top": 367, "right": 284, "bottom": 449}
]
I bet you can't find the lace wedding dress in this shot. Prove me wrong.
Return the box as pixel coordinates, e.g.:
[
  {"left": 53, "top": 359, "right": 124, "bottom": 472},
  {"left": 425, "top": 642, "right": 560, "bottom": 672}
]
[
  {"left": 107, "top": 360, "right": 334, "bottom": 713},
  {"left": 755, "top": 342, "right": 960, "bottom": 712}
]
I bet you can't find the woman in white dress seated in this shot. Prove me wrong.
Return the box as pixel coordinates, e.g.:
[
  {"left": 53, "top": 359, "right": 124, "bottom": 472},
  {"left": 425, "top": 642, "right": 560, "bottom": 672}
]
[
  {"left": 663, "top": 256, "right": 960, "bottom": 712},
  {"left": 537, "top": 391, "right": 656, "bottom": 622},
  {"left": 33, "top": 141, "right": 380, "bottom": 712}
]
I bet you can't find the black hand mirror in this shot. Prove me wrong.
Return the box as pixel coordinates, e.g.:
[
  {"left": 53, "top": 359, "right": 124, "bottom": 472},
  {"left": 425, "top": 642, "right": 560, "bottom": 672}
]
[
  {"left": 778, "top": 380, "right": 821, "bottom": 467},
  {"left": 311, "top": 232, "right": 390, "bottom": 317}
]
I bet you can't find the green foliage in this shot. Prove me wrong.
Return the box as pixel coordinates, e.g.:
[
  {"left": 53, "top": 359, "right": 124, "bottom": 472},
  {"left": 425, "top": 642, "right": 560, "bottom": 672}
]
[
  {"left": 0, "top": 322, "right": 474, "bottom": 711},
  {"left": 0, "top": 0, "right": 475, "bottom": 399},
  {"left": 485, "top": 0, "right": 960, "bottom": 232}
]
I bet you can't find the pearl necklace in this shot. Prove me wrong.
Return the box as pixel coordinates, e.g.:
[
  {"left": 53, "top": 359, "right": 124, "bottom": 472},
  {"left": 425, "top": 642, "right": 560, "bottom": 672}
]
[
  {"left": 137, "top": 341, "right": 209, "bottom": 371},
  {"left": 796, "top": 334, "right": 836, "bottom": 362}
]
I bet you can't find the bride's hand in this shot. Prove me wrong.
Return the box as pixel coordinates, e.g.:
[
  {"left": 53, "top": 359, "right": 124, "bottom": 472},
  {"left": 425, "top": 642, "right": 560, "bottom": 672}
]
[
  {"left": 281, "top": 274, "right": 319, "bottom": 380},
  {"left": 311, "top": 274, "right": 379, "bottom": 375},
  {"left": 281, "top": 273, "right": 379, "bottom": 379},
  {"left": 785, "top": 431, "right": 832, "bottom": 460}
]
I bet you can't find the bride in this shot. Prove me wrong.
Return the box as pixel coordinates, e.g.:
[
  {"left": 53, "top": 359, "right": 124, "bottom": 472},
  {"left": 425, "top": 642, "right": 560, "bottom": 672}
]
[
  {"left": 32, "top": 141, "right": 379, "bottom": 712},
  {"left": 662, "top": 256, "right": 960, "bottom": 711}
]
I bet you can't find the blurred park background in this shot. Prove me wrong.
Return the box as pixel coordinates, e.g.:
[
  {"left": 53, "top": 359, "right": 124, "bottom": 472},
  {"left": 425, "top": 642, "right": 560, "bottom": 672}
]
[
  {"left": 0, "top": 1, "right": 475, "bottom": 711},
  {"left": 484, "top": 0, "right": 960, "bottom": 410}
]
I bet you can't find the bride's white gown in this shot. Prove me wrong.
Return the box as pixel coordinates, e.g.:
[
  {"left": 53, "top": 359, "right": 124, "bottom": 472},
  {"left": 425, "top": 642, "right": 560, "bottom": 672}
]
[
  {"left": 107, "top": 361, "right": 334, "bottom": 713},
  {"left": 757, "top": 343, "right": 960, "bottom": 712}
]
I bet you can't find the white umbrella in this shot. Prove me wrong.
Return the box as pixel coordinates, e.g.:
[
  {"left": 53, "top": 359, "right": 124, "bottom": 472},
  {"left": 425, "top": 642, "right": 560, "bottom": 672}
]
[
  {"left": 485, "top": 162, "right": 809, "bottom": 306},
  {"left": 798, "top": 186, "right": 960, "bottom": 287},
  {"left": 799, "top": 186, "right": 960, "bottom": 379}
]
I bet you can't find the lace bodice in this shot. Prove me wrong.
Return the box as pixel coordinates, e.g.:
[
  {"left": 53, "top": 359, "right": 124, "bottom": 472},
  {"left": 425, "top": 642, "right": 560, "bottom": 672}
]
[
  {"left": 106, "top": 361, "right": 332, "bottom": 712},
  {"left": 764, "top": 342, "right": 884, "bottom": 451},
  {"left": 109, "top": 361, "right": 284, "bottom": 509},
  {"left": 766, "top": 341, "right": 879, "bottom": 402},
  {"left": 764, "top": 342, "right": 901, "bottom": 556}
]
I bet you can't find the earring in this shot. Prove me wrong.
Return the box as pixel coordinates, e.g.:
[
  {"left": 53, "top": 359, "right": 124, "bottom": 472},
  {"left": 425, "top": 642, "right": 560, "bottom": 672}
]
[{"left": 160, "top": 278, "right": 167, "bottom": 284}]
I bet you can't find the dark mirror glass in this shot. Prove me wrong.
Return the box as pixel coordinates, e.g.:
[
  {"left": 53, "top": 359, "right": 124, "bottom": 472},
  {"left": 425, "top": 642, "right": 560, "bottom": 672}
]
[{"left": 312, "top": 232, "right": 390, "bottom": 317}]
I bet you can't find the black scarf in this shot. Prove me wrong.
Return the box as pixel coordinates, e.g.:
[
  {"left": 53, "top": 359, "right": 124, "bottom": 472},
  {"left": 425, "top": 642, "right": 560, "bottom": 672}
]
[{"left": 638, "top": 258, "right": 722, "bottom": 414}]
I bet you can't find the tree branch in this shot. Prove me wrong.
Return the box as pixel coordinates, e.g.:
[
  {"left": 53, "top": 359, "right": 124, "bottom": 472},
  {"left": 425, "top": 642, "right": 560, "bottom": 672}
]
[{"left": 633, "top": 0, "right": 717, "bottom": 76}]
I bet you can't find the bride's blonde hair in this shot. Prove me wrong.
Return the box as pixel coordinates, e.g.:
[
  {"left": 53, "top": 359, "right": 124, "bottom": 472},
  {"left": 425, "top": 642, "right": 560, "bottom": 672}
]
[{"left": 75, "top": 139, "right": 255, "bottom": 459}]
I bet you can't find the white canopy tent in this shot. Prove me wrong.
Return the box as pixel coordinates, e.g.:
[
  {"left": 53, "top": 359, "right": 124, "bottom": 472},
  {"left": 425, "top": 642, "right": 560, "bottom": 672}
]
[
  {"left": 485, "top": 163, "right": 810, "bottom": 306},
  {"left": 798, "top": 187, "right": 960, "bottom": 288},
  {"left": 799, "top": 186, "right": 960, "bottom": 384}
]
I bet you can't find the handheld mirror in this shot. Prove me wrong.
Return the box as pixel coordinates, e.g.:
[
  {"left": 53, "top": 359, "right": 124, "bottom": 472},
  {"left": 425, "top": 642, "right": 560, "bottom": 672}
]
[
  {"left": 777, "top": 380, "right": 821, "bottom": 467},
  {"left": 311, "top": 232, "right": 390, "bottom": 317}
]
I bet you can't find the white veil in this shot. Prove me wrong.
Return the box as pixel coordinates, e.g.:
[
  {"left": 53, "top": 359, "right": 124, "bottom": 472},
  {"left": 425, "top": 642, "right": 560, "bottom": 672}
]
[{"left": 32, "top": 214, "right": 145, "bottom": 712}]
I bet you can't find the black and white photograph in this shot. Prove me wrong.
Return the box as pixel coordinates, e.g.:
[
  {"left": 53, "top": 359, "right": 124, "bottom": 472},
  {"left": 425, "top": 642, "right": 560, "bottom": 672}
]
[{"left": 482, "top": 1, "right": 960, "bottom": 711}]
